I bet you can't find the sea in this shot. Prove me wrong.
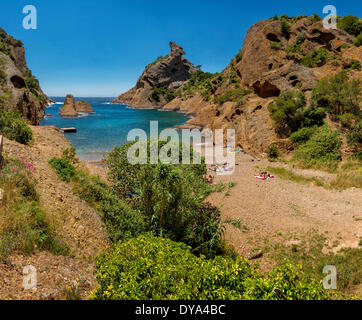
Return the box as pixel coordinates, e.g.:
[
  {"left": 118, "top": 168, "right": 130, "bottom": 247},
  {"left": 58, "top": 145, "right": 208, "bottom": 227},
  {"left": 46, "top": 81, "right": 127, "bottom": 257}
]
[{"left": 40, "top": 97, "right": 189, "bottom": 161}]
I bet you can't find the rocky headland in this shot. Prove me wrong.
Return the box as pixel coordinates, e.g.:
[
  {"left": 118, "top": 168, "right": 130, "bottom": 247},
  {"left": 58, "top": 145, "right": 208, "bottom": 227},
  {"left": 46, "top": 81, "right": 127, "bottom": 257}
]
[
  {"left": 112, "top": 17, "right": 361, "bottom": 157},
  {"left": 0, "top": 28, "right": 52, "bottom": 125}
]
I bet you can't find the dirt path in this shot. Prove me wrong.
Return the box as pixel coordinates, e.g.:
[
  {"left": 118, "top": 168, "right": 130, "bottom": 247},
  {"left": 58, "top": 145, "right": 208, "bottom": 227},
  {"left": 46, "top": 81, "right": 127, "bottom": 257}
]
[
  {"left": 0, "top": 252, "right": 96, "bottom": 300},
  {"left": 4, "top": 126, "right": 110, "bottom": 259},
  {"left": 208, "top": 153, "right": 362, "bottom": 270}
]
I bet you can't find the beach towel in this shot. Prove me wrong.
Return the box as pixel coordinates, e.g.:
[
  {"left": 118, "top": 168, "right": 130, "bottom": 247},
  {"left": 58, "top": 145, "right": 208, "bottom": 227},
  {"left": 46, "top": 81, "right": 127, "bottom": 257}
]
[{"left": 254, "top": 175, "right": 275, "bottom": 181}]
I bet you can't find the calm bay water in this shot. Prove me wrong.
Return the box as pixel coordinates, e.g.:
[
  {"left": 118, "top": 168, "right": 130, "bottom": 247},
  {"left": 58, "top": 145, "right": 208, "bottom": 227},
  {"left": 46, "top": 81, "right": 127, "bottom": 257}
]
[{"left": 40, "top": 97, "right": 189, "bottom": 161}]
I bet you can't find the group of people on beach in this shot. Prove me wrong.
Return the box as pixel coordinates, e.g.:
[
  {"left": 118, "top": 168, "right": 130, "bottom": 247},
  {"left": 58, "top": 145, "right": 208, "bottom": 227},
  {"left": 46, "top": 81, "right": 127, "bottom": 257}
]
[{"left": 259, "top": 171, "right": 271, "bottom": 179}]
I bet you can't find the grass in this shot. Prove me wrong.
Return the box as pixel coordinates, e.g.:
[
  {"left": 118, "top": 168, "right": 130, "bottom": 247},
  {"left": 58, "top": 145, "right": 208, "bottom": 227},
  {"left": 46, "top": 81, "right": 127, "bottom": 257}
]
[
  {"left": 330, "top": 161, "right": 362, "bottom": 190},
  {"left": 266, "top": 166, "right": 324, "bottom": 186},
  {"left": 269, "top": 232, "right": 362, "bottom": 296},
  {"left": 224, "top": 218, "right": 248, "bottom": 231},
  {"left": 0, "top": 157, "right": 69, "bottom": 262}
]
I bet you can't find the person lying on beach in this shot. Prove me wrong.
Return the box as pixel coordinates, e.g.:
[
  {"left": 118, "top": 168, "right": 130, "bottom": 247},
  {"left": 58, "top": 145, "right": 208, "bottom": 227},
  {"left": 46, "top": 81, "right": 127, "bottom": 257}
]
[{"left": 208, "top": 175, "right": 214, "bottom": 185}]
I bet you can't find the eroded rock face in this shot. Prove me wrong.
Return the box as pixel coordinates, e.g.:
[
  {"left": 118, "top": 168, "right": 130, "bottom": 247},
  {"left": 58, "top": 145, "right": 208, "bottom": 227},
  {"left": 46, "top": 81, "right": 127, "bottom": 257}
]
[
  {"left": 111, "top": 18, "right": 361, "bottom": 157},
  {"left": 112, "top": 41, "right": 198, "bottom": 107},
  {"left": 75, "top": 100, "right": 94, "bottom": 113},
  {"left": 234, "top": 19, "right": 354, "bottom": 97},
  {"left": 60, "top": 95, "right": 78, "bottom": 117},
  {"left": 0, "top": 28, "right": 51, "bottom": 125}
]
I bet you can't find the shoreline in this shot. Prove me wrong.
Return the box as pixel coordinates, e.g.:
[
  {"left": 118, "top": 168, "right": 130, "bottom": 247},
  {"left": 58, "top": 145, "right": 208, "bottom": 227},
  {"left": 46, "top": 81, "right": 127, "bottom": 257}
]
[{"left": 44, "top": 101, "right": 196, "bottom": 164}]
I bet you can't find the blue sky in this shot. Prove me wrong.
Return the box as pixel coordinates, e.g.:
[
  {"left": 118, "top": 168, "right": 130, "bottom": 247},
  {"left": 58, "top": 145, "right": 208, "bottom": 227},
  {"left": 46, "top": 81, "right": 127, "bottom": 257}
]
[{"left": 0, "top": 0, "right": 361, "bottom": 97}]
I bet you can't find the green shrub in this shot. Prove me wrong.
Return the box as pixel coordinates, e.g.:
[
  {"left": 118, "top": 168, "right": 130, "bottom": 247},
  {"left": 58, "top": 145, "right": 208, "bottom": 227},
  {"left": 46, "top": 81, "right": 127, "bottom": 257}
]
[
  {"left": 270, "top": 42, "right": 282, "bottom": 50},
  {"left": 0, "top": 108, "right": 33, "bottom": 144},
  {"left": 235, "top": 50, "right": 243, "bottom": 62},
  {"left": 183, "top": 70, "right": 219, "bottom": 100},
  {"left": 311, "top": 71, "right": 361, "bottom": 116},
  {"left": 48, "top": 158, "right": 76, "bottom": 182},
  {"left": 267, "top": 145, "right": 279, "bottom": 161},
  {"left": 105, "top": 141, "right": 223, "bottom": 257},
  {"left": 338, "top": 113, "right": 359, "bottom": 127},
  {"left": 280, "top": 20, "right": 290, "bottom": 35},
  {"left": 337, "top": 15, "right": 362, "bottom": 37},
  {"left": 0, "top": 161, "right": 69, "bottom": 261},
  {"left": 268, "top": 90, "right": 306, "bottom": 136},
  {"left": 349, "top": 60, "right": 361, "bottom": 71},
  {"left": 302, "top": 107, "right": 326, "bottom": 127},
  {"left": 292, "top": 125, "right": 342, "bottom": 170},
  {"left": 354, "top": 32, "right": 362, "bottom": 47},
  {"left": 290, "top": 127, "right": 317, "bottom": 144},
  {"left": 149, "top": 86, "right": 176, "bottom": 103},
  {"left": 214, "top": 87, "right": 251, "bottom": 105},
  {"left": 89, "top": 235, "right": 329, "bottom": 300},
  {"left": 72, "top": 171, "right": 147, "bottom": 242},
  {"left": 300, "top": 48, "right": 330, "bottom": 67},
  {"left": 346, "top": 120, "right": 362, "bottom": 146},
  {"left": 309, "top": 14, "right": 322, "bottom": 23}
]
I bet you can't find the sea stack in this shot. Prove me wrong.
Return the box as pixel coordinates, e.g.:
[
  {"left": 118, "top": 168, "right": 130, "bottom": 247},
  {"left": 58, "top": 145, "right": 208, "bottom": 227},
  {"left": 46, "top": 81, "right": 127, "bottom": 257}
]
[
  {"left": 60, "top": 94, "right": 78, "bottom": 117},
  {"left": 60, "top": 95, "right": 95, "bottom": 117},
  {"left": 75, "top": 100, "right": 94, "bottom": 113}
]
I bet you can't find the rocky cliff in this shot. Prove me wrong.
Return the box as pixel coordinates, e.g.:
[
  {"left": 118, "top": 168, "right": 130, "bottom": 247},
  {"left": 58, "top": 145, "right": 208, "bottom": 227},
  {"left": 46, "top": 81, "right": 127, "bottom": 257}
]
[
  {"left": 113, "top": 16, "right": 361, "bottom": 156},
  {"left": 112, "top": 41, "right": 199, "bottom": 108},
  {"left": 0, "top": 28, "right": 51, "bottom": 125}
]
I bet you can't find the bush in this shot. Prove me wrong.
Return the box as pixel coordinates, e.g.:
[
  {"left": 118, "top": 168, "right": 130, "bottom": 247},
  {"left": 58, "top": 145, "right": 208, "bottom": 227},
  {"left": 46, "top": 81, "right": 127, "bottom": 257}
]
[
  {"left": 311, "top": 71, "right": 361, "bottom": 116},
  {"left": 0, "top": 159, "right": 69, "bottom": 261},
  {"left": 354, "top": 32, "right": 362, "bottom": 47},
  {"left": 214, "top": 88, "right": 251, "bottom": 105},
  {"left": 72, "top": 171, "right": 147, "bottom": 242},
  {"left": 280, "top": 20, "right": 290, "bottom": 35},
  {"left": 300, "top": 48, "right": 330, "bottom": 67},
  {"left": 149, "top": 86, "right": 176, "bottom": 103},
  {"left": 267, "top": 145, "right": 279, "bottom": 161},
  {"left": 337, "top": 15, "right": 362, "bottom": 37},
  {"left": 183, "top": 70, "right": 219, "bottom": 100},
  {"left": 105, "top": 141, "right": 224, "bottom": 257},
  {"left": 0, "top": 108, "right": 33, "bottom": 144},
  {"left": 89, "top": 235, "right": 329, "bottom": 300},
  {"left": 302, "top": 107, "right": 326, "bottom": 127},
  {"left": 290, "top": 127, "right": 317, "bottom": 144},
  {"left": 268, "top": 90, "right": 306, "bottom": 136},
  {"left": 48, "top": 158, "right": 76, "bottom": 182},
  {"left": 292, "top": 125, "right": 342, "bottom": 170},
  {"left": 270, "top": 41, "right": 282, "bottom": 50},
  {"left": 346, "top": 120, "right": 362, "bottom": 146}
]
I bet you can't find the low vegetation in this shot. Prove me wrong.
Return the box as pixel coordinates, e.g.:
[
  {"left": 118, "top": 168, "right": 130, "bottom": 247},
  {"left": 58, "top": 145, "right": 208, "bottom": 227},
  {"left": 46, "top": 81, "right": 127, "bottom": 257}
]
[
  {"left": 292, "top": 125, "right": 342, "bottom": 171},
  {"left": 148, "top": 86, "right": 176, "bottom": 104},
  {"left": 0, "top": 107, "right": 33, "bottom": 145},
  {"left": 50, "top": 143, "right": 225, "bottom": 258},
  {"left": 0, "top": 157, "right": 69, "bottom": 262},
  {"left": 270, "top": 232, "right": 361, "bottom": 295},
  {"left": 90, "top": 235, "right": 329, "bottom": 300},
  {"left": 266, "top": 166, "right": 324, "bottom": 186}
]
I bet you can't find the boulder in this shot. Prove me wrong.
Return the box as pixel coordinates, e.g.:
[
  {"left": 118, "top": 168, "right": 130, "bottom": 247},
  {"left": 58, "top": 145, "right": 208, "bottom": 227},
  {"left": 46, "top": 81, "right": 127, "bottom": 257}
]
[
  {"left": 75, "top": 100, "right": 94, "bottom": 113},
  {"left": 60, "top": 95, "right": 78, "bottom": 117}
]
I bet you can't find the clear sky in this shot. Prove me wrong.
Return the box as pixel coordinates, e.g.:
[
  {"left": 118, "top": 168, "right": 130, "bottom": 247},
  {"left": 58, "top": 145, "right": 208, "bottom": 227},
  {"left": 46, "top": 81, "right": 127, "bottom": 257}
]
[{"left": 0, "top": 0, "right": 361, "bottom": 97}]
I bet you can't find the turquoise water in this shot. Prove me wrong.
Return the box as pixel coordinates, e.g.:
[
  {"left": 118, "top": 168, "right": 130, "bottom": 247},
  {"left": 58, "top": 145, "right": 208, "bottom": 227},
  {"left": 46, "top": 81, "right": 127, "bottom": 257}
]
[{"left": 40, "top": 97, "right": 189, "bottom": 161}]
